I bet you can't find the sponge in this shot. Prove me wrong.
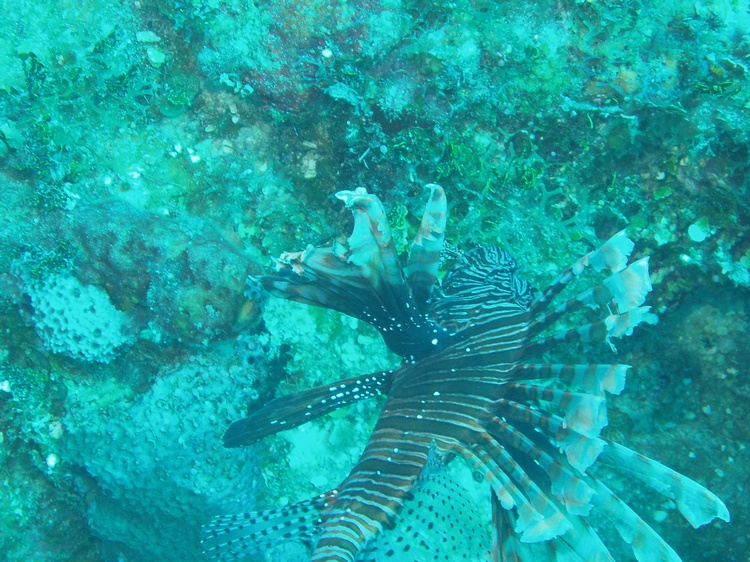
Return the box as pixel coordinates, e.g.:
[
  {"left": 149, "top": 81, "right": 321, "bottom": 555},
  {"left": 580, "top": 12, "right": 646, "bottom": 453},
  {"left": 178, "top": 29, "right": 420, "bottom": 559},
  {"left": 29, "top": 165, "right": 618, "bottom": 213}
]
[{"left": 27, "top": 273, "right": 130, "bottom": 363}]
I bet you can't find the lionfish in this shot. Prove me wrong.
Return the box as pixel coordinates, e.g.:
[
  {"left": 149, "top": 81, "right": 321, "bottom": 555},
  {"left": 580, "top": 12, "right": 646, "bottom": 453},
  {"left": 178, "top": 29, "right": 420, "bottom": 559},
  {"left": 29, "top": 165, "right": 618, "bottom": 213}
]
[{"left": 204, "top": 185, "right": 729, "bottom": 561}]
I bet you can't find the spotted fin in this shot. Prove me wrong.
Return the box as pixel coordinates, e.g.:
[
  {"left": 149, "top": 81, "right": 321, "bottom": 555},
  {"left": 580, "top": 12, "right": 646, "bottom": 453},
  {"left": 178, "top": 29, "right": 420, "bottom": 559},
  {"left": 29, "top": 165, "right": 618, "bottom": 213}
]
[
  {"left": 219, "top": 189, "right": 730, "bottom": 562},
  {"left": 358, "top": 466, "right": 490, "bottom": 561},
  {"left": 223, "top": 371, "right": 391, "bottom": 448},
  {"left": 205, "top": 450, "right": 490, "bottom": 562},
  {"left": 202, "top": 491, "right": 336, "bottom": 560}
]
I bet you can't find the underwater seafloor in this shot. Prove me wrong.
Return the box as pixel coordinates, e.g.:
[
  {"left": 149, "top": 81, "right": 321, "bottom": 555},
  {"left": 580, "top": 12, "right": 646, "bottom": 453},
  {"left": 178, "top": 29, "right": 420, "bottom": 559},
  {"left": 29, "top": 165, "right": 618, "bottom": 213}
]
[{"left": 0, "top": 0, "right": 748, "bottom": 560}]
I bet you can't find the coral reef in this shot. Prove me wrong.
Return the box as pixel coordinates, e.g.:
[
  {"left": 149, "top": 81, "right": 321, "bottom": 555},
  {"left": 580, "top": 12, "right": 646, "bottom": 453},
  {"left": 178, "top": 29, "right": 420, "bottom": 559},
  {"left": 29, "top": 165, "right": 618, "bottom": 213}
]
[
  {"left": 0, "top": 0, "right": 747, "bottom": 559},
  {"left": 8, "top": 199, "right": 258, "bottom": 352}
]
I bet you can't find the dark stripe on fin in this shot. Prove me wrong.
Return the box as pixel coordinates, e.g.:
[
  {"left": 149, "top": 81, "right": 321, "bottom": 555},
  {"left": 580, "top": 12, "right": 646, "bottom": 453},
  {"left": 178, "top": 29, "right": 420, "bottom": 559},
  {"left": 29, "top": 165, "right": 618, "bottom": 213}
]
[
  {"left": 530, "top": 230, "right": 635, "bottom": 316},
  {"left": 257, "top": 187, "right": 453, "bottom": 359},
  {"left": 407, "top": 184, "right": 447, "bottom": 313},
  {"left": 223, "top": 371, "right": 392, "bottom": 448}
]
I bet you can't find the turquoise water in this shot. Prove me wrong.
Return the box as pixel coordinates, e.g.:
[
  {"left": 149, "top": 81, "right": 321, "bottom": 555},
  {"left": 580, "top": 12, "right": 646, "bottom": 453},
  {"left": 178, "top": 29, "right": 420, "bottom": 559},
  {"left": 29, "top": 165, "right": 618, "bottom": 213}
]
[{"left": 0, "top": 0, "right": 746, "bottom": 560}]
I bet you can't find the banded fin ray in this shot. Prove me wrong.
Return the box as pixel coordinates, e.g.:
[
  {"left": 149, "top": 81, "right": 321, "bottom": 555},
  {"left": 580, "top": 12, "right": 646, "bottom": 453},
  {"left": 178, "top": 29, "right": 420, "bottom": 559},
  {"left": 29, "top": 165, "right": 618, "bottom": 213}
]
[
  {"left": 484, "top": 417, "right": 597, "bottom": 516},
  {"left": 519, "top": 307, "right": 659, "bottom": 361},
  {"left": 503, "top": 383, "right": 608, "bottom": 439},
  {"left": 407, "top": 183, "right": 447, "bottom": 313},
  {"left": 258, "top": 186, "right": 453, "bottom": 359},
  {"left": 492, "top": 491, "right": 614, "bottom": 562},
  {"left": 590, "top": 480, "right": 683, "bottom": 562},
  {"left": 491, "top": 396, "right": 606, "bottom": 474},
  {"left": 512, "top": 363, "right": 628, "bottom": 396},
  {"left": 600, "top": 442, "right": 730, "bottom": 528},
  {"left": 334, "top": 187, "right": 410, "bottom": 310},
  {"left": 528, "top": 258, "right": 653, "bottom": 339},
  {"left": 462, "top": 431, "right": 574, "bottom": 543},
  {"left": 530, "top": 230, "right": 635, "bottom": 316}
]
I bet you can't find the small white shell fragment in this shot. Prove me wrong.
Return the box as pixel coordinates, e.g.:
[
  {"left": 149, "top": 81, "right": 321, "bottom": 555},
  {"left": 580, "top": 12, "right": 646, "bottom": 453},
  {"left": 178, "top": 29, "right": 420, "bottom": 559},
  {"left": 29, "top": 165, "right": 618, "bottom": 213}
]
[
  {"left": 688, "top": 221, "right": 710, "bottom": 242},
  {"left": 146, "top": 47, "right": 166, "bottom": 66},
  {"left": 49, "top": 420, "right": 64, "bottom": 439},
  {"left": 46, "top": 453, "right": 59, "bottom": 469},
  {"left": 136, "top": 30, "right": 161, "bottom": 43}
]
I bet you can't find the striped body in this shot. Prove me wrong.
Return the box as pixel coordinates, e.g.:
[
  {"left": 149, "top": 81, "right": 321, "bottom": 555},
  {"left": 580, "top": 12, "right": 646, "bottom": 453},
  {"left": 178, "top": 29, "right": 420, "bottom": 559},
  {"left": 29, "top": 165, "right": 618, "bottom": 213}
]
[{"left": 206, "top": 186, "right": 729, "bottom": 562}]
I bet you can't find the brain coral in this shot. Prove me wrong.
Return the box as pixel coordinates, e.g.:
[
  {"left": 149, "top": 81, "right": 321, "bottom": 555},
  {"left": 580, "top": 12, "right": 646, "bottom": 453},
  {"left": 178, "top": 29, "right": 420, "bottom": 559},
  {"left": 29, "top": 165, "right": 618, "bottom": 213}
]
[{"left": 27, "top": 273, "right": 130, "bottom": 363}]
